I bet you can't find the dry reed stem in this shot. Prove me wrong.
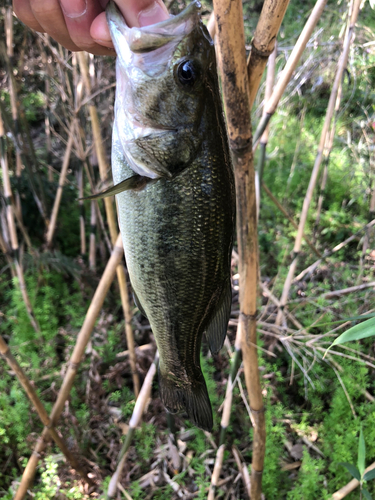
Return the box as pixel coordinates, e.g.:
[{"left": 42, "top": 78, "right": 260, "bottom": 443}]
[
  {"left": 275, "top": 0, "right": 362, "bottom": 325},
  {"left": 89, "top": 200, "right": 96, "bottom": 270},
  {"left": 209, "top": 326, "right": 243, "bottom": 496},
  {"left": 247, "top": 0, "right": 289, "bottom": 110},
  {"left": 262, "top": 182, "right": 321, "bottom": 257},
  {"left": 14, "top": 235, "right": 124, "bottom": 499},
  {"left": 207, "top": 445, "right": 225, "bottom": 500},
  {"left": 0, "top": 335, "right": 92, "bottom": 485},
  {"left": 213, "top": 0, "right": 265, "bottom": 497},
  {"left": 232, "top": 446, "right": 251, "bottom": 498},
  {"left": 107, "top": 354, "right": 158, "bottom": 498},
  {"left": 78, "top": 167, "right": 86, "bottom": 255},
  {"left": 78, "top": 52, "right": 140, "bottom": 398},
  {"left": 46, "top": 119, "right": 76, "bottom": 248},
  {"left": 331, "top": 462, "right": 375, "bottom": 499},
  {"left": 257, "top": 46, "right": 277, "bottom": 214},
  {"left": 1, "top": 112, "right": 40, "bottom": 333},
  {"left": 253, "top": 0, "right": 328, "bottom": 145}
]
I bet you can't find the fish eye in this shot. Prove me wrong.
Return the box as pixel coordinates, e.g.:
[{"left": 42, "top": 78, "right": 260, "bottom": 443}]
[{"left": 177, "top": 60, "right": 200, "bottom": 88}]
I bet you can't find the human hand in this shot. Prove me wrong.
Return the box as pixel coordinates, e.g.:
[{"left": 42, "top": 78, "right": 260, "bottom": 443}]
[{"left": 13, "top": 0, "right": 170, "bottom": 55}]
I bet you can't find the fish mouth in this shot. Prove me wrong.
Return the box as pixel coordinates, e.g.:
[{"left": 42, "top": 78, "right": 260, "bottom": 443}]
[{"left": 106, "top": 0, "right": 201, "bottom": 54}]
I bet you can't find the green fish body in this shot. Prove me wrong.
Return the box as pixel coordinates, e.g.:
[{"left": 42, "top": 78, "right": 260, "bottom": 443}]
[{"left": 106, "top": 0, "right": 235, "bottom": 431}]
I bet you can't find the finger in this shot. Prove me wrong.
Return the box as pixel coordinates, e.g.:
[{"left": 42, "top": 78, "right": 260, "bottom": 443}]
[
  {"left": 30, "top": 0, "right": 81, "bottom": 51},
  {"left": 59, "top": 0, "right": 113, "bottom": 54},
  {"left": 91, "top": 0, "right": 169, "bottom": 48},
  {"left": 13, "top": 0, "right": 45, "bottom": 32}
]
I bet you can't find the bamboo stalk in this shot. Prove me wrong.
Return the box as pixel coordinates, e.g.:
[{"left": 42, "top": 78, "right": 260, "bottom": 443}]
[
  {"left": 275, "top": 0, "right": 362, "bottom": 326},
  {"left": 331, "top": 462, "right": 375, "bottom": 499},
  {"left": 257, "top": 45, "right": 276, "bottom": 212},
  {"left": 78, "top": 166, "right": 86, "bottom": 256},
  {"left": 0, "top": 98, "right": 46, "bottom": 223},
  {"left": 0, "top": 335, "right": 92, "bottom": 485},
  {"left": 247, "top": 0, "right": 289, "bottom": 110},
  {"left": 0, "top": 111, "right": 40, "bottom": 333},
  {"left": 213, "top": 1, "right": 265, "bottom": 498},
  {"left": 253, "top": 0, "right": 329, "bottom": 145},
  {"left": 89, "top": 200, "right": 96, "bottom": 270},
  {"left": 315, "top": 85, "right": 342, "bottom": 227},
  {"left": 208, "top": 327, "right": 242, "bottom": 500},
  {"left": 107, "top": 353, "right": 158, "bottom": 499},
  {"left": 45, "top": 119, "right": 75, "bottom": 248},
  {"left": 14, "top": 234, "right": 124, "bottom": 500},
  {"left": 78, "top": 51, "right": 139, "bottom": 398},
  {"left": 5, "top": 0, "right": 24, "bottom": 221}
]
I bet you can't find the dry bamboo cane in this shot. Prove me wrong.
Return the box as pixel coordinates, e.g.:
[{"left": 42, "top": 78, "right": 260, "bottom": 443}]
[
  {"left": 253, "top": 0, "right": 329, "bottom": 145},
  {"left": 45, "top": 119, "right": 76, "bottom": 248},
  {"left": 78, "top": 52, "right": 139, "bottom": 398},
  {"left": 0, "top": 335, "right": 92, "bottom": 485},
  {"left": 0, "top": 98, "right": 46, "bottom": 223},
  {"left": 213, "top": 1, "right": 265, "bottom": 498},
  {"left": 89, "top": 200, "right": 96, "bottom": 270},
  {"left": 247, "top": 0, "right": 289, "bottom": 110},
  {"left": 331, "top": 462, "right": 375, "bottom": 499},
  {"left": 0, "top": 111, "right": 40, "bottom": 333},
  {"left": 78, "top": 166, "right": 86, "bottom": 256},
  {"left": 14, "top": 234, "right": 124, "bottom": 500},
  {"left": 315, "top": 84, "right": 342, "bottom": 227},
  {"left": 275, "top": 0, "right": 362, "bottom": 326},
  {"left": 208, "top": 327, "right": 242, "bottom": 500},
  {"left": 358, "top": 130, "right": 375, "bottom": 282},
  {"left": 294, "top": 218, "right": 375, "bottom": 282},
  {"left": 5, "top": 0, "right": 23, "bottom": 220},
  {"left": 257, "top": 44, "right": 277, "bottom": 213},
  {"left": 107, "top": 353, "right": 158, "bottom": 499}
]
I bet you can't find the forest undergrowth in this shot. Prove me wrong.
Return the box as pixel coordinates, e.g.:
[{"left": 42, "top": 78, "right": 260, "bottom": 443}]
[{"left": 0, "top": 0, "right": 375, "bottom": 499}]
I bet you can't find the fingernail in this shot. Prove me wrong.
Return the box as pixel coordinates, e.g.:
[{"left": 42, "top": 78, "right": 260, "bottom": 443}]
[
  {"left": 60, "top": 0, "right": 87, "bottom": 18},
  {"left": 138, "top": 1, "right": 169, "bottom": 27}
]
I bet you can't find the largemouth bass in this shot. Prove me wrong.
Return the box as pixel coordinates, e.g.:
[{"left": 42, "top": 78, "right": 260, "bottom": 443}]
[{"left": 104, "top": 0, "right": 235, "bottom": 431}]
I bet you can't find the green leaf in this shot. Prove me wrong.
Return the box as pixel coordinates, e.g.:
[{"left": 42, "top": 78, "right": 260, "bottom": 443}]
[
  {"left": 358, "top": 426, "right": 366, "bottom": 478},
  {"left": 327, "top": 317, "right": 375, "bottom": 352},
  {"left": 362, "top": 488, "right": 374, "bottom": 500},
  {"left": 339, "top": 462, "right": 361, "bottom": 481},
  {"left": 364, "top": 468, "right": 375, "bottom": 482}
]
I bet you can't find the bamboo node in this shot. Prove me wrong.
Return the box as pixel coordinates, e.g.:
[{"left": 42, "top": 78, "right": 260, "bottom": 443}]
[
  {"left": 240, "top": 312, "right": 257, "bottom": 321},
  {"left": 250, "top": 41, "right": 276, "bottom": 60},
  {"left": 250, "top": 407, "right": 265, "bottom": 414},
  {"left": 69, "top": 362, "right": 79, "bottom": 370}
]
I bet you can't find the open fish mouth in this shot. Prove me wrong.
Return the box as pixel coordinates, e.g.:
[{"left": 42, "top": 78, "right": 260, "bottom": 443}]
[{"left": 106, "top": 0, "right": 201, "bottom": 54}]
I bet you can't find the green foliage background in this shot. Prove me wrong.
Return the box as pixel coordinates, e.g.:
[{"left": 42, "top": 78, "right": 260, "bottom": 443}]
[{"left": 0, "top": 0, "right": 375, "bottom": 498}]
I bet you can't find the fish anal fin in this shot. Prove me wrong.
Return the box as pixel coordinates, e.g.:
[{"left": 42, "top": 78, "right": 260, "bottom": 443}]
[
  {"left": 79, "top": 175, "right": 149, "bottom": 201},
  {"left": 206, "top": 280, "right": 232, "bottom": 355},
  {"left": 158, "top": 369, "right": 213, "bottom": 432}
]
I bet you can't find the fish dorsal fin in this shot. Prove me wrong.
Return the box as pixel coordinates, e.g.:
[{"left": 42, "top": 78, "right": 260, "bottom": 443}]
[{"left": 205, "top": 280, "right": 232, "bottom": 355}]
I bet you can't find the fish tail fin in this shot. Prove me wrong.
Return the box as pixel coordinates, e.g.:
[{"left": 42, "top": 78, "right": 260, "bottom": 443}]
[{"left": 159, "top": 369, "right": 213, "bottom": 432}]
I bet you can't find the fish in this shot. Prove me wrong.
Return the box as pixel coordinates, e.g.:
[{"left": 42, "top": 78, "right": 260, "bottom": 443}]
[{"left": 102, "top": 0, "right": 236, "bottom": 431}]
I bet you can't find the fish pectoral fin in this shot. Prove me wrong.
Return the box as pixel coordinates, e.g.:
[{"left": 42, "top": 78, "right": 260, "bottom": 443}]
[
  {"left": 79, "top": 175, "right": 149, "bottom": 201},
  {"left": 205, "top": 280, "right": 232, "bottom": 355},
  {"left": 133, "top": 291, "right": 147, "bottom": 318},
  {"left": 159, "top": 368, "right": 213, "bottom": 432}
]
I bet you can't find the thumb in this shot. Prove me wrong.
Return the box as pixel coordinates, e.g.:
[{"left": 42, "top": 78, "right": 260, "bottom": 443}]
[{"left": 91, "top": 0, "right": 169, "bottom": 48}]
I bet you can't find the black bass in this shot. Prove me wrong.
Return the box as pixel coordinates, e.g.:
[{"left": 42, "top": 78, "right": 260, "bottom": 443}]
[{"left": 104, "top": 0, "right": 235, "bottom": 431}]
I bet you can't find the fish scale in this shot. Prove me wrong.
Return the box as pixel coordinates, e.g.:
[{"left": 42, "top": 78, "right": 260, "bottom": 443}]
[{"left": 104, "top": 0, "right": 235, "bottom": 431}]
